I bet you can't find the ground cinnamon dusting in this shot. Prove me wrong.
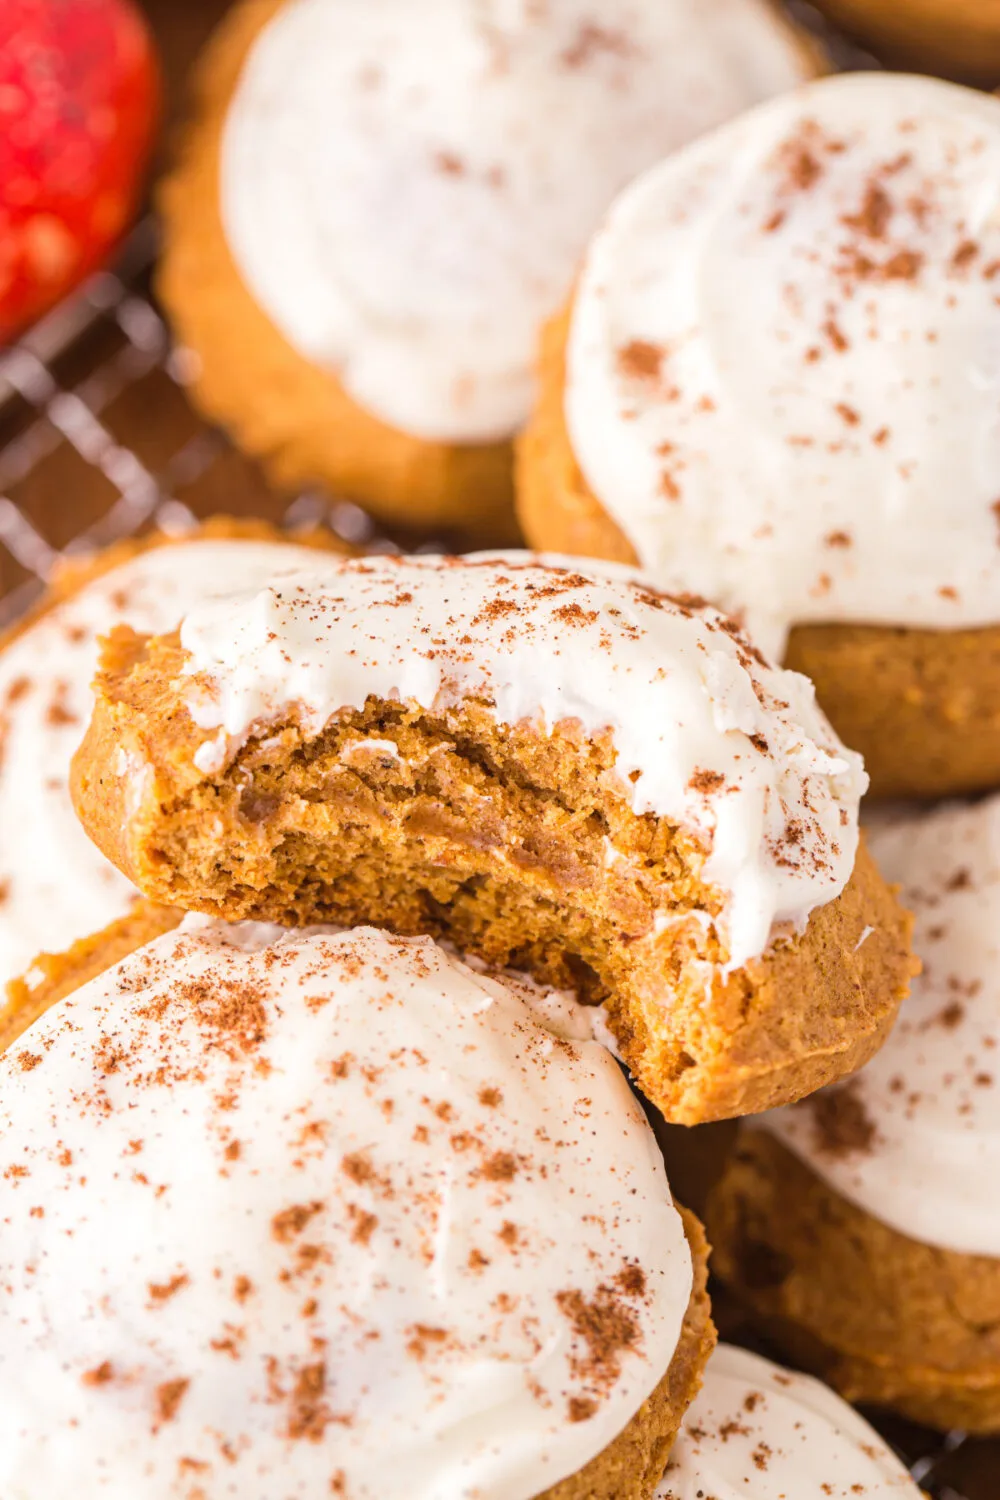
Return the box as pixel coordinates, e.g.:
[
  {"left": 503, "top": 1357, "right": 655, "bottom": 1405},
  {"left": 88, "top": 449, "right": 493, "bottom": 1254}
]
[
  {"left": 616, "top": 340, "right": 663, "bottom": 382},
  {"left": 561, "top": 22, "right": 634, "bottom": 69},
  {"left": 272, "top": 1201, "right": 324, "bottom": 1243},
  {"left": 555, "top": 1269, "right": 644, "bottom": 1401},
  {"left": 689, "top": 769, "right": 725, "bottom": 794},
  {"left": 148, "top": 1273, "right": 189, "bottom": 1303},
  {"left": 808, "top": 1081, "right": 878, "bottom": 1158},
  {"left": 156, "top": 1378, "right": 190, "bottom": 1426},
  {"left": 478, "top": 1151, "right": 519, "bottom": 1182},
  {"left": 287, "top": 1362, "right": 332, "bottom": 1441}
]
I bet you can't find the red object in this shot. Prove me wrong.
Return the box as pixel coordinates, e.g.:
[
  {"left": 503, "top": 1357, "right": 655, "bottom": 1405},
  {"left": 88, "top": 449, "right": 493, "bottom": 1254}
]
[{"left": 0, "top": 0, "right": 160, "bottom": 344}]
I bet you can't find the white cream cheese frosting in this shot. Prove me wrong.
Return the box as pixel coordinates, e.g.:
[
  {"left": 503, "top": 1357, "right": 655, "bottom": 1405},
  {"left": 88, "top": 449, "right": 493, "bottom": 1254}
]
[
  {"left": 220, "top": 0, "right": 814, "bottom": 444},
  {"left": 0, "top": 918, "right": 693, "bottom": 1499},
  {"left": 659, "top": 1344, "right": 920, "bottom": 1499},
  {"left": 762, "top": 794, "right": 1000, "bottom": 1258},
  {"left": 566, "top": 72, "right": 1000, "bottom": 659},
  {"left": 0, "top": 536, "right": 332, "bottom": 990},
  {"left": 174, "top": 551, "right": 866, "bottom": 971}
]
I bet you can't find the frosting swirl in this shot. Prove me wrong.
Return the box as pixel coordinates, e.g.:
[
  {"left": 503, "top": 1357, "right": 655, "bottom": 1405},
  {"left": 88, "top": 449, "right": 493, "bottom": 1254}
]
[
  {"left": 0, "top": 919, "right": 692, "bottom": 1497},
  {"left": 221, "top": 0, "right": 813, "bottom": 443},
  {"left": 566, "top": 73, "right": 1000, "bottom": 658}
]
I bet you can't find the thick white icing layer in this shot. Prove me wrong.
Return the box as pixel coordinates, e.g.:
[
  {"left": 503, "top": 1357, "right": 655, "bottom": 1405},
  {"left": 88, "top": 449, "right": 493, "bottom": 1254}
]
[
  {"left": 0, "top": 536, "right": 330, "bottom": 991},
  {"left": 220, "top": 0, "right": 813, "bottom": 443},
  {"left": 0, "top": 919, "right": 691, "bottom": 1498},
  {"left": 660, "top": 1344, "right": 920, "bottom": 1498},
  {"left": 566, "top": 72, "right": 1000, "bottom": 658},
  {"left": 174, "top": 552, "right": 865, "bottom": 970},
  {"left": 764, "top": 794, "right": 1000, "bottom": 1258}
]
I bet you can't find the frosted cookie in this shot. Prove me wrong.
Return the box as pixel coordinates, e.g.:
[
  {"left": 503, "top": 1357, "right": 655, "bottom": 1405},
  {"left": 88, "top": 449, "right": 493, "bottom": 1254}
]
[
  {"left": 518, "top": 72, "right": 1000, "bottom": 798},
  {"left": 708, "top": 794, "right": 1000, "bottom": 1432},
  {"left": 659, "top": 1344, "right": 922, "bottom": 1498},
  {"left": 809, "top": 0, "right": 1000, "bottom": 84},
  {"left": 158, "top": 0, "right": 821, "bottom": 537},
  {"left": 70, "top": 552, "right": 914, "bottom": 1124},
  {"left": 0, "top": 916, "right": 714, "bottom": 1499},
  {"left": 0, "top": 518, "right": 348, "bottom": 994}
]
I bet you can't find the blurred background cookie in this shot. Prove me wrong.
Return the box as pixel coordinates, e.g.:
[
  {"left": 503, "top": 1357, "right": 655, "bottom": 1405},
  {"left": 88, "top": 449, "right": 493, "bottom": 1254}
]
[
  {"left": 158, "top": 0, "right": 822, "bottom": 540},
  {"left": 707, "top": 795, "right": 1000, "bottom": 1432}
]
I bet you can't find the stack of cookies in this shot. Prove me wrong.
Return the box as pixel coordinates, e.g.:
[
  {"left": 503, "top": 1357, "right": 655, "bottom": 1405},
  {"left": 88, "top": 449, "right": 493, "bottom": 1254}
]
[
  {"left": 4, "top": 1, "right": 1000, "bottom": 1495},
  {"left": 1, "top": 532, "right": 918, "bottom": 1497}
]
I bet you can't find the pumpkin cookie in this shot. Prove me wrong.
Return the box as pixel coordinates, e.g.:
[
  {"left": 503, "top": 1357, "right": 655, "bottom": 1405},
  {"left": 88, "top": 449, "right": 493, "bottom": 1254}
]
[
  {"left": 659, "top": 1344, "right": 923, "bottom": 1498},
  {"left": 158, "top": 0, "right": 821, "bottom": 538},
  {"left": 70, "top": 551, "right": 914, "bottom": 1123},
  {"left": 707, "top": 794, "right": 1000, "bottom": 1432},
  {"left": 0, "top": 517, "right": 349, "bottom": 992},
  {"left": 518, "top": 73, "right": 1000, "bottom": 798},
  {"left": 0, "top": 915, "right": 714, "bottom": 1498}
]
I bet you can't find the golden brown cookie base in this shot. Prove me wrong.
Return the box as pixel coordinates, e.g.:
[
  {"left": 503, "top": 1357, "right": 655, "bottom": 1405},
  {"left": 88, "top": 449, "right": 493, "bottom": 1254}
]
[
  {"left": 517, "top": 303, "right": 1000, "bottom": 800},
  {"left": 706, "top": 1128, "right": 1000, "bottom": 1434},
  {"left": 1, "top": 902, "right": 715, "bottom": 1500},
  {"left": 72, "top": 633, "right": 914, "bottom": 1124},
  {"left": 157, "top": 0, "right": 518, "bottom": 542},
  {"left": 810, "top": 0, "right": 1000, "bottom": 83}
]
